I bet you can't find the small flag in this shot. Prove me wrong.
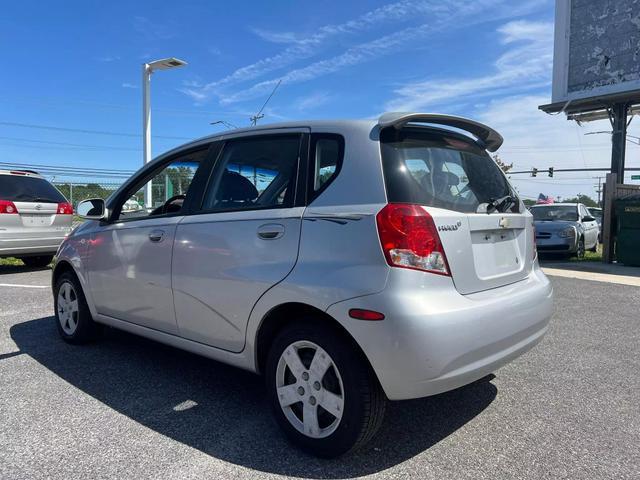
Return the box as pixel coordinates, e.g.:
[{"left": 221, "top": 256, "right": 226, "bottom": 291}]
[{"left": 536, "top": 193, "right": 554, "bottom": 204}]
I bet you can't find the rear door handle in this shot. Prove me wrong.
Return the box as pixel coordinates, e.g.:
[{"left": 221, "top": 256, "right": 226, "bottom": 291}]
[
  {"left": 148, "top": 229, "right": 165, "bottom": 242},
  {"left": 257, "top": 223, "right": 285, "bottom": 240}
]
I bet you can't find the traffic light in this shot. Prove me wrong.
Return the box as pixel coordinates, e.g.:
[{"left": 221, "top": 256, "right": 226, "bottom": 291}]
[
  {"left": 548, "top": 167, "right": 554, "bottom": 178},
  {"left": 531, "top": 167, "right": 538, "bottom": 177}
]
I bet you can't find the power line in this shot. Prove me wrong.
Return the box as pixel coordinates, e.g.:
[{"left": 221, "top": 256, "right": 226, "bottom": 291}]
[
  {"left": 0, "top": 121, "right": 191, "bottom": 140},
  {"left": 0, "top": 136, "right": 140, "bottom": 151},
  {"left": 0, "top": 161, "right": 135, "bottom": 174}
]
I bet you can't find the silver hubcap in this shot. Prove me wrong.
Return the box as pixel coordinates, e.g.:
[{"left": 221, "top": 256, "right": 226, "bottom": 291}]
[
  {"left": 57, "top": 282, "right": 79, "bottom": 335},
  {"left": 276, "top": 340, "right": 345, "bottom": 439}
]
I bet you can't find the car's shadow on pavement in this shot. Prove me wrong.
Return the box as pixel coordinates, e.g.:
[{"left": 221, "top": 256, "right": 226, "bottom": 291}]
[{"left": 8, "top": 317, "right": 497, "bottom": 478}]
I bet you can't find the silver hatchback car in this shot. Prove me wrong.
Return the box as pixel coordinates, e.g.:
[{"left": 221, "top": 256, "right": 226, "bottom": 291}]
[
  {"left": 53, "top": 113, "right": 553, "bottom": 457},
  {"left": 0, "top": 170, "right": 73, "bottom": 267}
]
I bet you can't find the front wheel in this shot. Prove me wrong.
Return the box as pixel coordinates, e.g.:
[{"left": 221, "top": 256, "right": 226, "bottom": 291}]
[
  {"left": 265, "top": 321, "right": 386, "bottom": 458},
  {"left": 54, "top": 272, "right": 101, "bottom": 344}
]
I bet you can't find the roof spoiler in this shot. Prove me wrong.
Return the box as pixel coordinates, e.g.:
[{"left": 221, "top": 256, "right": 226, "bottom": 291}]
[{"left": 378, "top": 112, "right": 503, "bottom": 152}]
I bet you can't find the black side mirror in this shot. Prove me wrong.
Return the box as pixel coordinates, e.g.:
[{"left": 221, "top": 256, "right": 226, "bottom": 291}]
[
  {"left": 582, "top": 215, "right": 595, "bottom": 222},
  {"left": 77, "top": 198, "right": 107, "bottom": 220}
]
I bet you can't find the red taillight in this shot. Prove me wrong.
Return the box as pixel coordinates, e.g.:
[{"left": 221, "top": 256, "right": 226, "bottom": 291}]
[
  {"left": 0, "top": 200, "right": 18, "bottom": 214},
  {"left": 376, "top": 203, "right": 450, "bottom": 275},
  {"left": 57, "top": 202, "right": 73, "bottom": 215},
  {"left": 349, "top": 309, "right": 385, "bottom": 321}
]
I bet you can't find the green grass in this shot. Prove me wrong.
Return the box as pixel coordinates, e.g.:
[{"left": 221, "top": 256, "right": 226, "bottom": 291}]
[
  {"left": 0, "top": 257, "right": 25, "bottom": 266},
  {"left": 568, "top": 244, "right": 603, "bottom": 263}
]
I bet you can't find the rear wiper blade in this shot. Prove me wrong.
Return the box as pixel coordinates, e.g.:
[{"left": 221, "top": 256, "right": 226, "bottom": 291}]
[
  {"left": 32, "top": 196, "right": 60, "bottom": 203},
  {"left": 486, "top": 195, "right": 515, "bottom": 214}
]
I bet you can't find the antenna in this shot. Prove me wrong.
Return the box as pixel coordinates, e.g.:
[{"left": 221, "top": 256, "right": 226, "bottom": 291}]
[{"left": 250, "top": 79, "right": 282, "bottom": 126}]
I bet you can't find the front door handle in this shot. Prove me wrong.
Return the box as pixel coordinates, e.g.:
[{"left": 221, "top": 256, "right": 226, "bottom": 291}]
[
  {"left": 257, "top": 223, "right": 285, "bottom": 240},
  {"left": 148, "top": 229, "right": 165, "bottom": 242}
]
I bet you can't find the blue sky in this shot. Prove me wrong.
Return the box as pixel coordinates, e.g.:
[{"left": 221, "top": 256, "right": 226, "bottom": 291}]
[{"left": 1, "top": 0, "right": 636, "bottom": 199}]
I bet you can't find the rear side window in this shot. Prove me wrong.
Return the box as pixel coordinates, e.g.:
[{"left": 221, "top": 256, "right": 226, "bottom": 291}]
[
  {"left": 309, "top": 134, "right": 343, "bottom": 201},
  {"left": 0, "top": 175, "right": 66, "bottom": 203},
  {"left": 380, "top": 128, "right": 517, "bottom": 214}
]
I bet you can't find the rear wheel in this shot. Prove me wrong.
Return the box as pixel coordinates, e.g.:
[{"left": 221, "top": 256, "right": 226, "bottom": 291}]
[
  {"left": 21, "top": 255, "right": 53, "bottom": 268},
  {"left": 54, "top": 272, "right": 101, "bottom": 344},
  {"left": 265, "top": 321, "right": 386, "bottom": 458}
]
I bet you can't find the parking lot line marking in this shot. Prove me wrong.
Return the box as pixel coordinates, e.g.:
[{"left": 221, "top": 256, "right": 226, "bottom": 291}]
[
  {"left": 0, "top": 283, "right": 48, "bottom": 289},
  {"left": 542, "top": 268, "right": 640, "bottom": 287}
]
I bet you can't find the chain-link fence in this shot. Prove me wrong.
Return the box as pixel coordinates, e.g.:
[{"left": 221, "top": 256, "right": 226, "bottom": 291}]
[{"left": 52, "top": 181, "right": 125, "bottom": 208}]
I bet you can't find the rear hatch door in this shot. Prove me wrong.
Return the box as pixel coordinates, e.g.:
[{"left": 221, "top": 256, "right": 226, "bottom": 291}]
[{"left": 380, "top": 126, "right": 534, "bottom": 294}]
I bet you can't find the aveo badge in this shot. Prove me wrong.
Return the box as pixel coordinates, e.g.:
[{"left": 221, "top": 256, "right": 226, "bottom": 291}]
[{"left": 438, "top": 221, "right": 462, "bottom": 232}]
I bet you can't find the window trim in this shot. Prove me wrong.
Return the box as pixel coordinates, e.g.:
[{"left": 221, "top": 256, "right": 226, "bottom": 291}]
[
  {"left": 307, "top": 133, "right": 345, "bottom": 204},
  {"left": 106, "top": 143, "right": 216, "bottom": 224},
  {"left": 194, "top": 132, "right": 305, "bottom": 215}
]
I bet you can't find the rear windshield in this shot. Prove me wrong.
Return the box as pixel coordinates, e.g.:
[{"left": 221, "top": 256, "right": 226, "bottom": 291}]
[
  {"left": 380, "top": 128, "right": 517, "bottom": 213},
  {"left": 0, "top": 175, "right": 66, "bottom": 203},
  {"left": 531, "top": 205, "right": 578, "bottom": 222}
]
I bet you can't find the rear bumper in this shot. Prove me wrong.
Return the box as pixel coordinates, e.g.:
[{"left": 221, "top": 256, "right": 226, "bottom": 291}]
[
  {"left": 0, "top": 233, "right": 68, "bottom": 257},
  {"left": 327, "top": 265, "right": 553, "bottom": 400}
]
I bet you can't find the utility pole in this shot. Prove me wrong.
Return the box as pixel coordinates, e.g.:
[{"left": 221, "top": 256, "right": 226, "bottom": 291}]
[{"left": 594, "top": 176, "right": 604, "bottom": 206}]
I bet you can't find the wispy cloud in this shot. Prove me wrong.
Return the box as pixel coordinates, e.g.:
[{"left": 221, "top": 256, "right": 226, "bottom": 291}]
[
  {"left": 182, "top": 0, "right": 548, "bottom": 106},
  {"left": 132, "top": 16, "right": 176, "bottom": 40},
  {"left": 181, "top": 0, "right": 469, "bottom": 103},
  {"left": 98, "top": 55, "right": 121, "bottom": 62},
  {"left": 294, "top": 91, "right": 332, "bottom": 112},
  {"left": 385, "top": 20, "right": 553, "bottom": 111},
  {"left": 121, "top": 82, "right": 138, "bottom": 89}
]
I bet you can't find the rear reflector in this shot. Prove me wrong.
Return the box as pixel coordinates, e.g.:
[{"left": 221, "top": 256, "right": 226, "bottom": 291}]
[
  {"left": 348, "top": 309, "right": 385, "bottom": 321},
  {"left": 376, "top": 203, "right": 450, "bottom": 275},
  {"left": 0, "top": 200, "right": 18, "bottom": 214},
  {"left": 57, "top": 202, "right": 73, "bottom": 215}
]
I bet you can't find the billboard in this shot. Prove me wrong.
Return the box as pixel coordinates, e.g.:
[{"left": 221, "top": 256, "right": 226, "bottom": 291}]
[{"left": 551, "top": 0, "right": 640, "bottom": 106}]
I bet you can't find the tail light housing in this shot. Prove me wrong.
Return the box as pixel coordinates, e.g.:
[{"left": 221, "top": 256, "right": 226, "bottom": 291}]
[
  {"left": 0, "top": 200, "right": 18, "bottom": 214},
  {"left": 376, "top": 203, "right": 450, "bottom": 275},
  {"left": 57, "top": 202, "right": 73, "bottom": 215}
]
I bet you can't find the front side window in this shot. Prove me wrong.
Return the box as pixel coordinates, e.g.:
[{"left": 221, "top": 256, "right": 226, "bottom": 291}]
[
  {"left": 115, "top": 148, "right": 207, "bottom": 221},
  {"left": 201, "top": 135, "right": 300, "bottom": 212},
  {"left": 381, "top": 128, "right": 517, "bottom": 214}
]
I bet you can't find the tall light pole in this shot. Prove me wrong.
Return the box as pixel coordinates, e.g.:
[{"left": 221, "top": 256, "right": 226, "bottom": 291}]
[{"left": 142, "top": 57, "right": 187, "bottom": 208}]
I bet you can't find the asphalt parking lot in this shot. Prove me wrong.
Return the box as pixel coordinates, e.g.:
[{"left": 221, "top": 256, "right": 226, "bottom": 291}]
[{"left": 0, "top": 265, "right": 638, "bottom": 479}]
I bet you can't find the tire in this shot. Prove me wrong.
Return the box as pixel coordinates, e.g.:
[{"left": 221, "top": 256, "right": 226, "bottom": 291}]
[
  {"left": 575, "top": 237, "right": 585, "bottom": 260},
  {"left": 265, "top": 320, "right": 386, "bottom": 458},
  {"left": 21, "top": 255, "right": 53, "bottom": 268},
  {"left": 54, "top": 271, "right": 101, "bottom": 344}
]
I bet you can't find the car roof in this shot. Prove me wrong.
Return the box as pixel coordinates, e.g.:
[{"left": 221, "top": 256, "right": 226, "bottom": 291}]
[
  {"left": 0, "top": 169, "right": 43, "bottom": 178},
  {"left": 176, "top": 112, "right": 501, "bottom": 152}
]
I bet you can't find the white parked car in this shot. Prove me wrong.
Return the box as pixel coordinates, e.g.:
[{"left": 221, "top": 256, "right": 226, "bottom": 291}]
[
  {"left": 0, "top": 170, "right": 73, "bottom": 267},
  {"left": 53, "top": 113, "right": 553, "bottom": 457}
]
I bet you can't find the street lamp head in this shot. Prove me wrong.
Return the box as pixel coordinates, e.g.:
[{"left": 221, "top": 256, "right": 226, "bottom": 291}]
[{"left": 147, "top": 57, "right": 187, "bottom": 71}]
